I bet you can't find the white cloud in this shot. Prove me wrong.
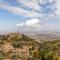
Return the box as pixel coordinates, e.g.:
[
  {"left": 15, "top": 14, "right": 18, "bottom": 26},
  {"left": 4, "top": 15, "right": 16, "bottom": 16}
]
[
  {"left": 1, "top": 0, "right": 60, "bottom": 18},
  {"left": 0, "top": 3, "right": 39, "bottom": 18},
  {"left": 25, "top": 19, "right": 40, "bottom": 28},
  {"left": 0, "top": 0, "right": 57, "bottom": 18},
  {"left": 17, "top": 0, "right": 57, "bottom": 18},
  {"left": 16, "top": 19, "right": 41, "bottom": 29},
  {"left": 16, "top": 18, "right": 60, "bottom": 32},
  {"left": 17, "top": 0, "right": 41, "bottom": 12},
  {"left": 55, "top": 0, "right": 60, "bottom": 18}
]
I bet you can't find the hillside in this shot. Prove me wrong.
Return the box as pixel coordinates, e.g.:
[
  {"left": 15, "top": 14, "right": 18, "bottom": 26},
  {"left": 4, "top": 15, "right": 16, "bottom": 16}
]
[
  {"left": 0, "top": 32, "right": 39, "bottom": 60},
  {"left": 0, "top": 32, "right": 60, "bottom": 60}
]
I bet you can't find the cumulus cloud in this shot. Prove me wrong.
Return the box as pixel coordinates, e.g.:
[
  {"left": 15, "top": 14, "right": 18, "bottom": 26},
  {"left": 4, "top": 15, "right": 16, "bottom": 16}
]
[
  {"left": 16, "top": 18, "right": 60, "bottom": 32},
  {"left": 25, "top": 19, "right": 40, "bottom": 28},
  {"left": 16, "top": 19, "right": 41, "bottom": 29}
]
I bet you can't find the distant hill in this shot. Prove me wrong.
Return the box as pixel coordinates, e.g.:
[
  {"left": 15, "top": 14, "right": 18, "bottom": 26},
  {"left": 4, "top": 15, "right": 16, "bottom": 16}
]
[{"left": 28, "top": 32, "right": 60, "bottom": 42}]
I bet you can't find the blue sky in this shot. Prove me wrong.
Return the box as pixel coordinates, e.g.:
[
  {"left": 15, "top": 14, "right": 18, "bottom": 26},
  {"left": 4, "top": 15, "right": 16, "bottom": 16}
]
[{"left": 0, "top": 0, "right": 60, "bottom": 33}]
